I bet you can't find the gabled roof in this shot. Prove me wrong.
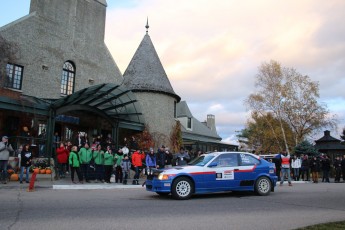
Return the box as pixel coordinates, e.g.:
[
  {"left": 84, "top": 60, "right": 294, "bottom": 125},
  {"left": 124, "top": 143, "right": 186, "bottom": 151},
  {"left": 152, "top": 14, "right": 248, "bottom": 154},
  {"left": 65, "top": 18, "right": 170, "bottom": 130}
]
[
  {"left": 314, "top": 130, "right": 345, "bottom": 151},
  {"left": 95, "top": 0, "right": 107, "bottom": 6},
  {"left": 315, "top": 130, "right": 341, "bottom": 143},
  {"left": 176, "top": 101, "right": 193, "bottom": 118},
  {"left": 181, "top": 117, "right": 222, "bottom": 140},
  {"left": 177, "top": 101, "right": 221, "bottom": 141},
  {"left": 123, "top": 34, "right": 180, "bottom": 102}
]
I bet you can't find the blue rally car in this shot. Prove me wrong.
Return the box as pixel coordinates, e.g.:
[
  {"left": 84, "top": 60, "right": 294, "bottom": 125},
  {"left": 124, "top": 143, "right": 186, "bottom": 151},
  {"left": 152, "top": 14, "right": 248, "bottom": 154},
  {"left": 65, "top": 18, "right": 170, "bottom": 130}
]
[{"left": 145, "top": 152, "right": 278, "bottom": 200}]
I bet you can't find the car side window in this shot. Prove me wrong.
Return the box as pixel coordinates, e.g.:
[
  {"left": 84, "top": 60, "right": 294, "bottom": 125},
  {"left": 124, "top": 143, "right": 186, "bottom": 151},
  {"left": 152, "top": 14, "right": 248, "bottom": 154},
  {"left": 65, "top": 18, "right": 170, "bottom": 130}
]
[
  {"left": 239, "top": 153, "right": 260, "bottom": 166},
  {"left": 214, "top": 154, "right": 239, "bottom": 167}
]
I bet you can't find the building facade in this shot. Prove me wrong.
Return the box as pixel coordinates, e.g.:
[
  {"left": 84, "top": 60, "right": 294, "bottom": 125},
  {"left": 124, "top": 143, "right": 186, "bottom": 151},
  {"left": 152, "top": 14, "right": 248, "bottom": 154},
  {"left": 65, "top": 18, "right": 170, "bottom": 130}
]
[{"left": 0, "top": 0, "right": 236, "bottom": 162}]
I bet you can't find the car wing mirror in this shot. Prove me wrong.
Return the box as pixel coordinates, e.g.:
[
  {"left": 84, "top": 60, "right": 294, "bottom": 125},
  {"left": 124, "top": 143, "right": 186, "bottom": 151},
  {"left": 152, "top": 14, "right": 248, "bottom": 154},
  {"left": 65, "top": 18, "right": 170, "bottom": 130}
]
[{"left": 208, "top": 162, "right": 218, "bottom": 167}]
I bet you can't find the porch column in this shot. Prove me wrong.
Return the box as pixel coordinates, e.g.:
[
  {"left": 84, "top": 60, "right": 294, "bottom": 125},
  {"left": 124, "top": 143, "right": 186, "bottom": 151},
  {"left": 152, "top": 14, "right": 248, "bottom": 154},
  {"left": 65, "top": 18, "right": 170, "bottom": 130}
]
[
  {"left": 46, "top": 108, "right": 56, "bottom": 166},
  {"left": 112, "top": 121, "right": 119, "bottom": 150}
]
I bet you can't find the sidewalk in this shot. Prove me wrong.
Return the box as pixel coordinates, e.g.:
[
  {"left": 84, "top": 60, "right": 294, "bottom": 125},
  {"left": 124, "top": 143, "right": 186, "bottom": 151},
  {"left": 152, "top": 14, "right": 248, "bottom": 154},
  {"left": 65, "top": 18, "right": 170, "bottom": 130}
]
[
  {"left": 0, "top": 173, "right": 145, "bottom": 190},
  {"left": 1, "top": 173, "right": 326, "bottom": 190}
]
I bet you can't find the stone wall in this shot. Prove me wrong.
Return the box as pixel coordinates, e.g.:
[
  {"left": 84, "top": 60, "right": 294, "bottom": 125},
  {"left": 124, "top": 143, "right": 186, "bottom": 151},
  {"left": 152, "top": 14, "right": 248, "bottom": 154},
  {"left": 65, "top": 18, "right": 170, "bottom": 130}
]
[
  {"left": 0, "top": 0, "right": 122, "bottom": 99},
  {"left": 135, "top": 92, "right": 177, "bottom": 148}
]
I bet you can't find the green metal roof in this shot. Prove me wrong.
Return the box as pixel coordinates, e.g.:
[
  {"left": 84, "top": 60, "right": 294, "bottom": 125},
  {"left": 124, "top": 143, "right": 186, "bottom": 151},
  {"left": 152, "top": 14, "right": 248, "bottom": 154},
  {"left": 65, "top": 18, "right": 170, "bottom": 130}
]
[
  {"left": 0, "top": 94, "right": 50, "bottom": 116},
  {"left": 51, "top": 83, "right": 145, "bottom": 130}
]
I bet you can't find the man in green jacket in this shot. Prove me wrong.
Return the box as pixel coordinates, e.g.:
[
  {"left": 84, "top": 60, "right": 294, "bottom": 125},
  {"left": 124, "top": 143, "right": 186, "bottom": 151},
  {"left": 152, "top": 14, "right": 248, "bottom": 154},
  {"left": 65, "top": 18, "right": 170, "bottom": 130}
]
[
  {"left": 69, "top": 146, "right": 83, "bottom": 184},
  {"left": 103, "top": 146, "right": 114, "bottom": 183},
  {"left": 93, "top": 144, "right": 104, "bottom": 183},
  {"left": 78, "top": 143, "right": 92, "bottom": 183}
]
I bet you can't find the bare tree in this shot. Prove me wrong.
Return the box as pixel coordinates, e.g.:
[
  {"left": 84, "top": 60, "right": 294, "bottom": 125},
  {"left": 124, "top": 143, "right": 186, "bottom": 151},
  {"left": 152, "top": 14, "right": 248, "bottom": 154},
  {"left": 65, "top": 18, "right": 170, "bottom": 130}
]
[
  {"left": 282, "top": 70, "right": 336, "bottom": 144},
  {"left": 246, "top": 60, "right": 336, "bottom": 152},
  {"left": 246, "top": 60, "right": 290, "bottom": 153}
]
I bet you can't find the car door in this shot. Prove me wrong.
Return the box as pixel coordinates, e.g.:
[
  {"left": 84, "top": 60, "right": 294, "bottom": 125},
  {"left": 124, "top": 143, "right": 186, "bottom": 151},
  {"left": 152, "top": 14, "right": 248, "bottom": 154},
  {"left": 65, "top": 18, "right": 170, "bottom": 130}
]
[
  {"left": 235, "top": 153, "right": 261, "bottom": 187},
  {"left": 207, "top": 153, "right": 240, "bottom": 191}
]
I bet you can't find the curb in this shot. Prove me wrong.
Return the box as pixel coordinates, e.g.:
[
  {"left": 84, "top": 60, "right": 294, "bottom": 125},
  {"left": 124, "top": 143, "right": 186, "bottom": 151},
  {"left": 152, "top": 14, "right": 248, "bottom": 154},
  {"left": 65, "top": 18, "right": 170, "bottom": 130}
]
[{"left": 53, "top": 184, "right": 144, "bottom": 190}]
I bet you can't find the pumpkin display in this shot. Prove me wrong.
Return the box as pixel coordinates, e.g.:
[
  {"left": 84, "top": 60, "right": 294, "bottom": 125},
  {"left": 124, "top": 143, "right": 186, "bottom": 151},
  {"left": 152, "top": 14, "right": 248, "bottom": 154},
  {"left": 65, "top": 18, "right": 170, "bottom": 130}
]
[
  {"left": 10, "top": 173, "right": 19, "bottom": 181},
  {"left": 33, "top": 168, "right": 39, "bottom": 174},
  {"left": 45, "top": 168, "right": 52, "bottom": 174},
  {"left": 39, "top": 169, "right": 46, "bottom": 174}
]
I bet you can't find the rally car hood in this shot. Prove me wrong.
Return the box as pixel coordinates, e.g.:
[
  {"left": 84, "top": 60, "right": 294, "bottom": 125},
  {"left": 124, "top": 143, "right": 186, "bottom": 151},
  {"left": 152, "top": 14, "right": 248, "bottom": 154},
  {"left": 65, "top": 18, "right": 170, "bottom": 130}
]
[{"left": 154, "top": 165, "right": 204, "bottom": 175}]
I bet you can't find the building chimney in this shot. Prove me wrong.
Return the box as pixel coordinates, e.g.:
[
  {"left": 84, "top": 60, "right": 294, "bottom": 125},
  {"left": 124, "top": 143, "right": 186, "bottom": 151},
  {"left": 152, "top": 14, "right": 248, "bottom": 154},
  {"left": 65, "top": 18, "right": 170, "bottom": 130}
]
[
  {"left": 324, "top": 130, "right": 330, "bottom": 137},
  {"left": 206, "top": 114, "right": 216, "bottom": 133}
]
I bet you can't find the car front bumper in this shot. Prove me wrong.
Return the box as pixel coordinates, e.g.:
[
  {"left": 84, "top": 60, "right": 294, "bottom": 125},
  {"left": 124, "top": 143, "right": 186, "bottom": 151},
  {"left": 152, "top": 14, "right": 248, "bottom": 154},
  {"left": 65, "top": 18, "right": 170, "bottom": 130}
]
[{"left": 145, "top": 178, "right": 172, "bottom": 193}]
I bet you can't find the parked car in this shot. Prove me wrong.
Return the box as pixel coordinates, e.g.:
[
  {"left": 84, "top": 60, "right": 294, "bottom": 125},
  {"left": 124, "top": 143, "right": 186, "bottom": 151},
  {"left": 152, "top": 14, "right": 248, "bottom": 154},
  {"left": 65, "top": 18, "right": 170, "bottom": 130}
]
[
  {"left": 145, "top": 152, "right": 278, "bottom": 200},
  {"left": 259, "top": 154, "right": 276, "bottom": 163}
]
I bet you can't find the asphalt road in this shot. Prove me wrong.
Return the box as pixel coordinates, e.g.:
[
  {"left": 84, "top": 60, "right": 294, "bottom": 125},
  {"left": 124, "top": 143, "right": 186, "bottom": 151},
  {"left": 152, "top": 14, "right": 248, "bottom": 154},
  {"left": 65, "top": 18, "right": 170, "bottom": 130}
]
[{"left": 1, "top": 183, "right": 345, "bottom": 230}]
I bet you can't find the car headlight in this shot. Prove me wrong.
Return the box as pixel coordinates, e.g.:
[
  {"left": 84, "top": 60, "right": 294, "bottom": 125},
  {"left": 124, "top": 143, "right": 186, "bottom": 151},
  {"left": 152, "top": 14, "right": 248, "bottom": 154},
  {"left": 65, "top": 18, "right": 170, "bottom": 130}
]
[{"left": 158, "top": 173, "right": 169, "bottom": 180}]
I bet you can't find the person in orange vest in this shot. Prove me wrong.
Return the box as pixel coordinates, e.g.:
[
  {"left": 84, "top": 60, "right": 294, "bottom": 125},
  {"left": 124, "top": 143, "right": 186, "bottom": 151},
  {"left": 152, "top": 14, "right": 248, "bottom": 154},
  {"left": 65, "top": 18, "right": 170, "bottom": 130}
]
[
  {"left": 280, "top": 150, "right": 292, "bottom": 186},
  {"left": 132, "top": 149, "right": 145, "bottom": 185}
]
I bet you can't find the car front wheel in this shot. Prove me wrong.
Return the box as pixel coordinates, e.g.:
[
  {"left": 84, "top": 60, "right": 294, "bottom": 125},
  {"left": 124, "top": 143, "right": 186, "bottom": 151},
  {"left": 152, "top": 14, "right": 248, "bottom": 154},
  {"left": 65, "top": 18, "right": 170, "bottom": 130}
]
[
  {"left": 255, "top": 177, "right": 271, "bottom": 196},
  {"left": 171, "top": 177, "right": 193, "bottom": 200}
]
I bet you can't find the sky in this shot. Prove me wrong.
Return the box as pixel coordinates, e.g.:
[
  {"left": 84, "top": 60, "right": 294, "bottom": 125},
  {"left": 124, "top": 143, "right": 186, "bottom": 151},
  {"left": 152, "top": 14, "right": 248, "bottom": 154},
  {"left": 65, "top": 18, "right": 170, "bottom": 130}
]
[{"left": 1, "top": 0, "right": 345, "bottom": 145}]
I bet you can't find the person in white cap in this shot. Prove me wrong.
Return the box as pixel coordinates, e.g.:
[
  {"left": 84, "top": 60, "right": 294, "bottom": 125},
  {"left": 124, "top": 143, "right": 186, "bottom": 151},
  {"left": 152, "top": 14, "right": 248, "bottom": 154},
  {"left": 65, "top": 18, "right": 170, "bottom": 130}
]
[{"left": 0, "top": 136, "right": 14, "bottom": 184}]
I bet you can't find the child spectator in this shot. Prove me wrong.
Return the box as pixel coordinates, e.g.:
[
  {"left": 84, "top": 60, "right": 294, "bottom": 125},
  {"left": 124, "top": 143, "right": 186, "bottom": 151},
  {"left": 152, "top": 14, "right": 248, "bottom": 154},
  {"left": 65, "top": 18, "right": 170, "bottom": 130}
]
[
  {"left": 20, "top": 144, "right": 32, "bottom": 183},
  {"left": 121, "top": 155, "right": 131, "bottom": 185}
]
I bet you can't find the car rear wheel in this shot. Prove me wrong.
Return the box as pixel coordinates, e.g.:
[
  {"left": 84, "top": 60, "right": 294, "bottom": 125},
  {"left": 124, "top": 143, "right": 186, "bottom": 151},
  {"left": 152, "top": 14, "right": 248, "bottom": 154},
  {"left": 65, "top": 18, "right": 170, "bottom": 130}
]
[
  {"left": 255, "top": 177, "right": 271, "bottom": 196},
  {"left": 171, "top": 177, "right": 193, "bottom": 200}
]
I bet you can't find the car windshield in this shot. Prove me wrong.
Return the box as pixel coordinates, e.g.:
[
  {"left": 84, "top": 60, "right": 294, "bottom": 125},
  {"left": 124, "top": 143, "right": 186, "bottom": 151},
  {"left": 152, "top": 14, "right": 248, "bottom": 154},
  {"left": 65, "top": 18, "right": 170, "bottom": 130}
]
[{"left": 188, "top": 155, "right": 215, "bottom": 166}]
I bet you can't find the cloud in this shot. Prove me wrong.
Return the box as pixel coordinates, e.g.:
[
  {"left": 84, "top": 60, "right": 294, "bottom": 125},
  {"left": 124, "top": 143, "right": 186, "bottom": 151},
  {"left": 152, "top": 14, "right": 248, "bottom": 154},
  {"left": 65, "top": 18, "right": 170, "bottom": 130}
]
[{"left": 104, "top": 0, "right": 345, "bottom": 140}]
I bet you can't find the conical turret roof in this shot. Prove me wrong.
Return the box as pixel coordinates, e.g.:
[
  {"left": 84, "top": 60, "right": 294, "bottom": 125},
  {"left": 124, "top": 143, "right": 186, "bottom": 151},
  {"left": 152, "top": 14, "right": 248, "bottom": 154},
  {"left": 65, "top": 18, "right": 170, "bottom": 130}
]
[{"left": 123, "top": 34, "right": 180, "bottom": 102}]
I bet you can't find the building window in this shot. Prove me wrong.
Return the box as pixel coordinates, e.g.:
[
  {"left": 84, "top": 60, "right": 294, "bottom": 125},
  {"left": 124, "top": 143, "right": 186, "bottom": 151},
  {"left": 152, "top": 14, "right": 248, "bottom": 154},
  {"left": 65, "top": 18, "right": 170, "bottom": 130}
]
[
  {"left": 38, "top": 124, "right": 47, "bottom": 136},
  {"left": 61, "top": 61, "right": 75, "bottom": 95},
  {"left": 187, "top": 117, "right": 192, "bottom": 129},
  {"left": 5, "top": 63, "right": 23, "bottom": 90}
]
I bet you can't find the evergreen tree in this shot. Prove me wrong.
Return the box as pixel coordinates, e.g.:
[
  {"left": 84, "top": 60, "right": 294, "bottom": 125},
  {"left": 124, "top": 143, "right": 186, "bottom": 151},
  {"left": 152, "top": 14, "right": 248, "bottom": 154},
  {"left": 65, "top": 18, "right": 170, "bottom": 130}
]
[{"left": 294, "top": 140, "right": 319, "bottom": 156}]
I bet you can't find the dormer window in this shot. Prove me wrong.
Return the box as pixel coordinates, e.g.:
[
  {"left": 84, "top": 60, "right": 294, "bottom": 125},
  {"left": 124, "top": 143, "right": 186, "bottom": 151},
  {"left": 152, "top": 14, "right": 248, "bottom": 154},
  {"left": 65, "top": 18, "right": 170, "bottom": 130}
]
[{"left": 187, "top": 117, "right": 192, "bottom": 129}]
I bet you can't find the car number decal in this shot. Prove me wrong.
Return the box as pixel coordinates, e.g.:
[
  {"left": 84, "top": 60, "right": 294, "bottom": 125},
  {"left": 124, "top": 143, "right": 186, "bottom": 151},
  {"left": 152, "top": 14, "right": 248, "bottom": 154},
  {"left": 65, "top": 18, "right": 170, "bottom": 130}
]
[{"left": 215, "top": 170, "right": 234, "bottom": 180}]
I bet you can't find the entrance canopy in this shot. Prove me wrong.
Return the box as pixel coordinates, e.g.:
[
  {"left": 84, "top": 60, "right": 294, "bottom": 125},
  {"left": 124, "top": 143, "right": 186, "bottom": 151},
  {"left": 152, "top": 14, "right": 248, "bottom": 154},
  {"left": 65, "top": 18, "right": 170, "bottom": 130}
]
[{"left": 51, "top": 83, "right": 145, "bottom": 130}]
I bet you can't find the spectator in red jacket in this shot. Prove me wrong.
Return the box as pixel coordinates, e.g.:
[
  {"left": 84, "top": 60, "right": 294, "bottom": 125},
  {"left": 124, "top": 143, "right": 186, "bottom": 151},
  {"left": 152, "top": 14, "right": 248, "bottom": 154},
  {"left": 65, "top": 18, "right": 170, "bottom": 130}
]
[
  {"left": 56, "top": 143, "right": 69, "bottom": 178},
  {"left": 132, "top": 150, "right": 145, "bottom": 185}
]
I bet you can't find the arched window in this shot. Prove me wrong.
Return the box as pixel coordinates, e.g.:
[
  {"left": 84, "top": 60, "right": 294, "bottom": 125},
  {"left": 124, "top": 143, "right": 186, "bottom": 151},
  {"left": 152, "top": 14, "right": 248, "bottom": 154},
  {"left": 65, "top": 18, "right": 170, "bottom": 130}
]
[{"left": 61, "top": 61, "right": 75, "bottom": 95}]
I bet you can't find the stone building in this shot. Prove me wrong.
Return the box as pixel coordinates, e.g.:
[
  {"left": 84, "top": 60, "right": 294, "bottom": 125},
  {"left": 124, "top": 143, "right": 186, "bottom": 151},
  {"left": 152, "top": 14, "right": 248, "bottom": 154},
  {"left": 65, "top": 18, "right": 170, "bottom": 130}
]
[
  {"left": 0, "top": 0, "right": 236, "bottom": 160},
  {"left": 0, "top": 0, "right": 145, "bottom": 157}
]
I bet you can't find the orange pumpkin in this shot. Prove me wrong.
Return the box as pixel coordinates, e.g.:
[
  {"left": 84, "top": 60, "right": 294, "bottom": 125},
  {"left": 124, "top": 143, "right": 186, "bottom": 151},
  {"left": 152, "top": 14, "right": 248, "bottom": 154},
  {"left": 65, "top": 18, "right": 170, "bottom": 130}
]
[
  {"left": 33, "top": 168, "right": 39, "bottom": 174},
  {"left": 10, "top": 173, "right": 19, "bottom": 181},
  {"left": 45, "top": 169, "right": 52, "bottom": 174},
  {"left": 40, "top": 169, "right": 46, "bottom": 174}
]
